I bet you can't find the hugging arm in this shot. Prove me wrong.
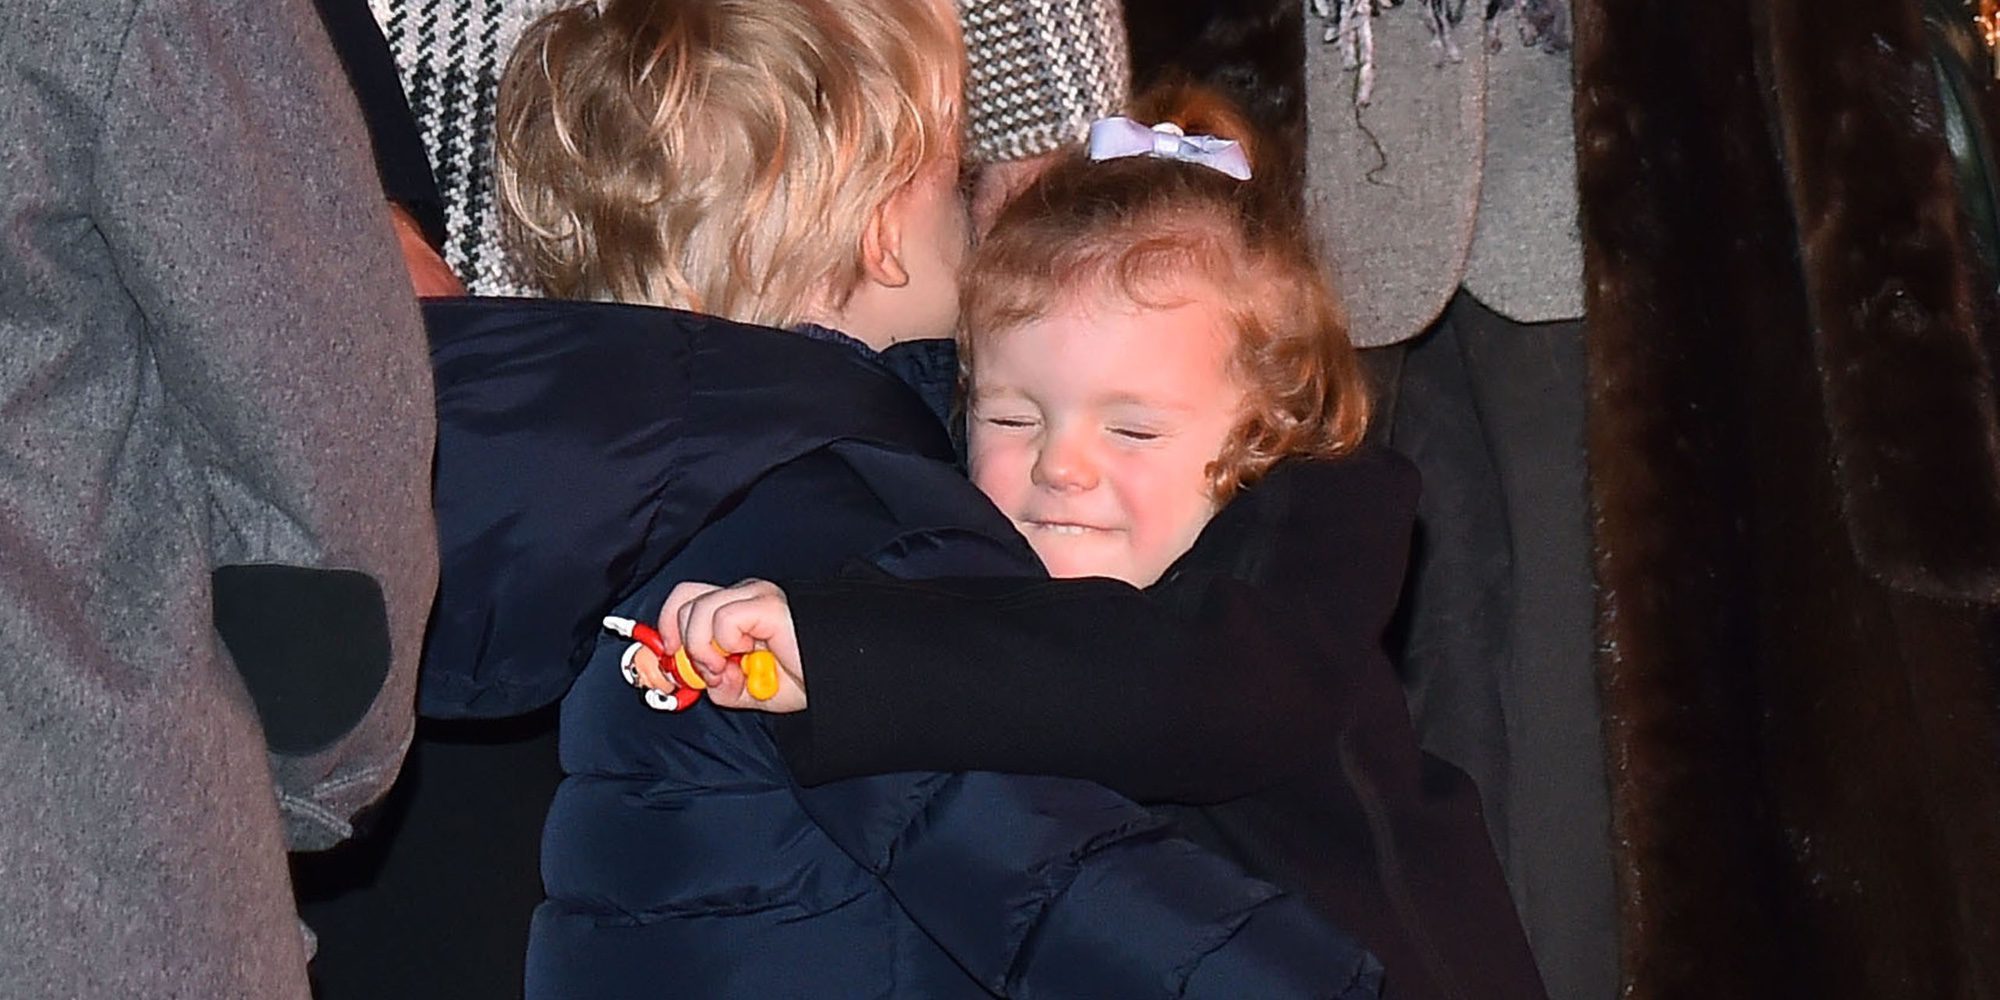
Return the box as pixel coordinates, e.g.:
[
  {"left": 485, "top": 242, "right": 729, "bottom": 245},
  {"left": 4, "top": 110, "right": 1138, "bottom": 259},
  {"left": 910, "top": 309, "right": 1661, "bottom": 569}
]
[{"left": 771, "top": 452, "right": 1420, "bottom": 805}]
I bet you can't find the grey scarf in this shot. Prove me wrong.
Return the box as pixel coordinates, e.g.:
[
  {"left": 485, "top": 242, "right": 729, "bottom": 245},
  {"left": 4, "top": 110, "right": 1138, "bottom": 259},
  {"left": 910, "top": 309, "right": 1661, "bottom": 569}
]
[{"left": 1312, "top": 0, "right": 1571, "bottom": 105}]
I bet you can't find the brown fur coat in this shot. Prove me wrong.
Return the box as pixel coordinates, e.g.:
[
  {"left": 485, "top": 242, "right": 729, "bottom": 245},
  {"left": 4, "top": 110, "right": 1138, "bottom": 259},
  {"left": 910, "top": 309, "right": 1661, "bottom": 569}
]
[{"left": 1577, "top": 0, "right": 2000, "bottom": 995}]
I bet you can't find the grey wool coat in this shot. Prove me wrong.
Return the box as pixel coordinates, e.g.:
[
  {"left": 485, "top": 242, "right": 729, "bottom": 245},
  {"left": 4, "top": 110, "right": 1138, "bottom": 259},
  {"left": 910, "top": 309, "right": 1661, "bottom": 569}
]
[
  {"left": 1304, "top": 9, "right": 1584, "bottom": 346},
  {"left": 0, "top": 0, "right": 438, "bottom": 995}
]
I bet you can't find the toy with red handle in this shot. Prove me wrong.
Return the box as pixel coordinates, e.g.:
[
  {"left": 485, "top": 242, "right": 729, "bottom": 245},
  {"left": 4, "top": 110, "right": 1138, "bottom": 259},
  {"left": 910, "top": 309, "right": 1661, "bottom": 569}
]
[{"left": 603, "top": 615, "right": 781, "bottom": 712}]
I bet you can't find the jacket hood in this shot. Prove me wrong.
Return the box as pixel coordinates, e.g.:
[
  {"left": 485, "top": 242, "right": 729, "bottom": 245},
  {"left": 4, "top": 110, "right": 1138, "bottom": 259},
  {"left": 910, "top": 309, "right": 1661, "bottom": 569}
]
[{"left": 418, "top": 297, "right": 951, "bottom": 718}]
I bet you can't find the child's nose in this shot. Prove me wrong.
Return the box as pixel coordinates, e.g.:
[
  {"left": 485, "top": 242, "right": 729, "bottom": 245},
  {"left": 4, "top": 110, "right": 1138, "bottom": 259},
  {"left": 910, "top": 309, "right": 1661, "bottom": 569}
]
[{"left": 1032, "top": 431, "right": 1099, "bottom": 491}]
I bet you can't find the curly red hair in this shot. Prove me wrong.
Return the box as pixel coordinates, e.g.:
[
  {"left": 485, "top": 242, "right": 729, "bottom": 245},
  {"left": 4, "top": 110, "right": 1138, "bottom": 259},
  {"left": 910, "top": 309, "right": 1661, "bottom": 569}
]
[{"left": 962, "top": 83, "right": 1371, "bottom": 500}]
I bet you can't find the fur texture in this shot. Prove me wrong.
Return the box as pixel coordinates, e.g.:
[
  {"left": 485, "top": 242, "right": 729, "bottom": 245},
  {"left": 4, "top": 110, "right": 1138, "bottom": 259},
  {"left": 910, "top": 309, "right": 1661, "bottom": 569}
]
[
  {"left": 1769, "top": 0, "right": 2000, "bottom": 602},
  {"left": 1580, "top": 0, "right": 2000, "bottom": 995}
]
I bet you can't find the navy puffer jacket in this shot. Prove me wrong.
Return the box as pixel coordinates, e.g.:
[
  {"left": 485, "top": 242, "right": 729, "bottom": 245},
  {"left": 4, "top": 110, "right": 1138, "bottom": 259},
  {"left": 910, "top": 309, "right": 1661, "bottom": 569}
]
[{"left": 420, "top": 299, "right": 1382, "bottom": 999}]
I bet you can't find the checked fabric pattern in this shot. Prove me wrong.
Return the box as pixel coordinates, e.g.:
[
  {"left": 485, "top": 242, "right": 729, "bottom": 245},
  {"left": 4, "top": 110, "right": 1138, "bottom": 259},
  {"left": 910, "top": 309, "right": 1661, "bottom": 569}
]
[
  {"left": 369, "top": 0, "right": 550, "bottom": 295},
  {"left": 961, "top": 0, "right": 1130, "bottom": 163}
]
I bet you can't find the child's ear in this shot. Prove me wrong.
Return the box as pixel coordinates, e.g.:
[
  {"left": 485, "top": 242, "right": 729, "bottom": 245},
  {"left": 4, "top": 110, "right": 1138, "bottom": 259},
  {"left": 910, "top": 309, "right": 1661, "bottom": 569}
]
[{"left": 859, "top": 192, "right": 912, "bottom": 290}]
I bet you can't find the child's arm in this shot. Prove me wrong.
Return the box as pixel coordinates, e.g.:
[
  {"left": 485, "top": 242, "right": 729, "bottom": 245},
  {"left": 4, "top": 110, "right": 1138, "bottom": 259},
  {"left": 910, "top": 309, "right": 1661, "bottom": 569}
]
[
  {"left": 650, "top": 448, "right": 1419, "bottom": 805},
  {"left": 791, "top": 452, "right": 1417, "bottom": 805}
]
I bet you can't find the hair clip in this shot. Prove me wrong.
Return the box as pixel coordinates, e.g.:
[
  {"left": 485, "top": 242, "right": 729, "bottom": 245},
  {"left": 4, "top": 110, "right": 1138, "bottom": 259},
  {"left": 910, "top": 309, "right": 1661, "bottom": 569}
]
[{"left": 1085, "top": 117, "right": 1253, "bottom": 180}]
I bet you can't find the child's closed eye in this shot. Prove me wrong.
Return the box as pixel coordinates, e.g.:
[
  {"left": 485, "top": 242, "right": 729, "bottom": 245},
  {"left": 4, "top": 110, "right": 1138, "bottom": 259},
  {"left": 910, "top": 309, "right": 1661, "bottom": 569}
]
[
  {"left": 980, "top": 414, "right": 1040, "bottom": 429},
  {"left": 1108, "top": 426, "right": 1164, "bottom": 443}
]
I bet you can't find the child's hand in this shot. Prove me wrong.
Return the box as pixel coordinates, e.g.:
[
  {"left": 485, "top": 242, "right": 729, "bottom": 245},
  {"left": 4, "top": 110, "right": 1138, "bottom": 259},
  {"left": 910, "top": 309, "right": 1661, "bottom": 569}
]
[{"left": 650, "top": 578, "right": 808, "bottom": 713}]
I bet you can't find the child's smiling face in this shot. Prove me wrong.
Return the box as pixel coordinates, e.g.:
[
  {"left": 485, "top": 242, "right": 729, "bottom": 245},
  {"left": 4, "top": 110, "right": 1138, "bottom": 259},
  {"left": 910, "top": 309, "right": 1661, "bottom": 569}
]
[{"left": 967, "top": 288, "right": 1247, "bottom": 587}]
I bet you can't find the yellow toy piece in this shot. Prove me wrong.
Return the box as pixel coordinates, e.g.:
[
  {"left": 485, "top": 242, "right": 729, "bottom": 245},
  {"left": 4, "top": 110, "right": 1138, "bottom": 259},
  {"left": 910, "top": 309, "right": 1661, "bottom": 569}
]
[
  {"left": 743, "top": 650, "right": 781, "bottom": 701},
  {"left": 671, "top": 644, "right": 778, "bottom": 701},
  {"left": 671, "top": 647, "right": 709, "bottom": 690}
]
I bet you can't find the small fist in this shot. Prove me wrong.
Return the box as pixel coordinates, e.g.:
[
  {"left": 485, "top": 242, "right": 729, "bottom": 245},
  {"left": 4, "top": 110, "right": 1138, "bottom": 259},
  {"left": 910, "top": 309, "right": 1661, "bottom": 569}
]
[{"left": 645, "top": 578, "right": 808, "bottom": 713}]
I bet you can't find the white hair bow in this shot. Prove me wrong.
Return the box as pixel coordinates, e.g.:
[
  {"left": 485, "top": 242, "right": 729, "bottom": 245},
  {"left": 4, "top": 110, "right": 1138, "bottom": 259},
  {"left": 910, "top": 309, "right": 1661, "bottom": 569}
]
[{"left": 1084, "top": 117, "right": 1253, "bottom": 181}]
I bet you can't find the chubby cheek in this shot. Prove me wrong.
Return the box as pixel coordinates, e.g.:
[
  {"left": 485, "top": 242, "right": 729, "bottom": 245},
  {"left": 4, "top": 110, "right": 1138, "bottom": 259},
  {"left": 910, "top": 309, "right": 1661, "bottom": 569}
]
[
  {"left": 1162, "top": 494, "right": 1221, "bottom": 560},
  {"left": 967, "top": 441, "right": 1028, "bottom": 511},
  {"left": 1117, "top": 454, "right": 1221, "bottom": 578},
  {"left": 1125, "top": 496, "right": 1196, "bottom": 568}
]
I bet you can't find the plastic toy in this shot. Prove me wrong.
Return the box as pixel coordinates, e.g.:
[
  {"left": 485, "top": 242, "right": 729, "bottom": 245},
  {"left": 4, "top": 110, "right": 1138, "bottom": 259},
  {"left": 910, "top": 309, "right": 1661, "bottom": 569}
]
[{"left": 602, "top": 615, "right": 781, "bottom": 711}]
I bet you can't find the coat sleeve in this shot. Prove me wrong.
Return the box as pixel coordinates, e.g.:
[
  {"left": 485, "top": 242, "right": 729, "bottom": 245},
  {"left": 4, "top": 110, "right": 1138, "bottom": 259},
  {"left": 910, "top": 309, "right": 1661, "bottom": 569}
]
[
  {"left": 771, "top": 453, "right": 1419, "bottom": 804},
  {"left": 95, "top": 0, "right": 439, "bottom": 850}
]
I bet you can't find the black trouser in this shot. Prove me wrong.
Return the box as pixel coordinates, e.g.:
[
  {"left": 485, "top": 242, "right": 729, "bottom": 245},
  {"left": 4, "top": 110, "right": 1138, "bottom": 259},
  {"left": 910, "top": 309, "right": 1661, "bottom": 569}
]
[
  {"left": 294, "top": 710, "right": 563, "bottom": 1000},
  {"left": 1366, "top": 289, "right": 1617, "bottom": 1000}
]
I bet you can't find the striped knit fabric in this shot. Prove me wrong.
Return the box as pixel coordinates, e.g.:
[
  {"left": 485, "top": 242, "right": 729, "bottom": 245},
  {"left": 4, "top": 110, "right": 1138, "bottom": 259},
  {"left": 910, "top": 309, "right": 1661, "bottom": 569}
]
[{"left": 366, "top": 0, "right": 1130, "bottom": 294}]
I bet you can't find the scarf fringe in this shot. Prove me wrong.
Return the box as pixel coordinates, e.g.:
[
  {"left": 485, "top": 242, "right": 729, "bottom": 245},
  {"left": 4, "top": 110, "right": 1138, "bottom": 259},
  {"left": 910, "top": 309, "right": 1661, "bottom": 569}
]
[{"left": 1311, "top": 0, "right": 1570, "bottom": 106}]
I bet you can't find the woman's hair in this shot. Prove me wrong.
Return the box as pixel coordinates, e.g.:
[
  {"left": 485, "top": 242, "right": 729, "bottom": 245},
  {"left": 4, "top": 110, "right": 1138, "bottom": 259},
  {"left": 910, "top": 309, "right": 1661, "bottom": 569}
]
[
  {"left": 496, "top": 0, "right": 961, "bottom": 327},
  {"left": 963, "top": 82, "right": 1372, "bottom": 501}
]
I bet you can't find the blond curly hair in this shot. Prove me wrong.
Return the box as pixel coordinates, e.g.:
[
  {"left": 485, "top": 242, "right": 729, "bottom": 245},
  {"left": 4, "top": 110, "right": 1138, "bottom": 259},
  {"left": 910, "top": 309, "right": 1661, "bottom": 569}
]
[{"left": 496, "top": 0, "right": 962, "bottom": 327}]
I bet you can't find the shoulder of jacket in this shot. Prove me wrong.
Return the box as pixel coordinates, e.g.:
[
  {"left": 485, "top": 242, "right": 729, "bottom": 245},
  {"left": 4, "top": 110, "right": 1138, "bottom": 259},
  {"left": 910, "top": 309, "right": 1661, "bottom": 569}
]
[{"left": 1259, "top": 446, "right": 1420, "bottom": 506}]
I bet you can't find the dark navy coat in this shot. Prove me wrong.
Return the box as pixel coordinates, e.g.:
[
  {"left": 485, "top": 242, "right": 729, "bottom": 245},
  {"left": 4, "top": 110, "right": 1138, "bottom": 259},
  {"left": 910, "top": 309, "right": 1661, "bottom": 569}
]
[{"left": 420, "top": 298, "right": 1382, "bottom": 999}]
